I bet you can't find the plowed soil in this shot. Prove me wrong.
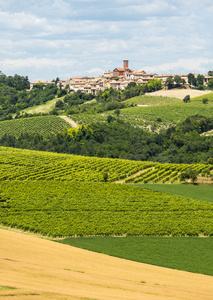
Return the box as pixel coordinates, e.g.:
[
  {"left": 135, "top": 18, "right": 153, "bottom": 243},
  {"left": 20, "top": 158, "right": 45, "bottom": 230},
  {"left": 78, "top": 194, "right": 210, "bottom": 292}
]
[{"left": 1, "top": 229, "right": 213, "bottom": 299}]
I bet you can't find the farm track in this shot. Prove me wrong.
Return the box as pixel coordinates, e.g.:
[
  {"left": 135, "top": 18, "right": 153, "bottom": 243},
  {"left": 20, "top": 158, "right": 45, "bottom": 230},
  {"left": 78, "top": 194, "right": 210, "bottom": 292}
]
[
  {"left": 59, "top": 115, "right": 79, "bottom": 128},
  {"left": 1, "top": 229, "right": 213, "bottom": 300}
]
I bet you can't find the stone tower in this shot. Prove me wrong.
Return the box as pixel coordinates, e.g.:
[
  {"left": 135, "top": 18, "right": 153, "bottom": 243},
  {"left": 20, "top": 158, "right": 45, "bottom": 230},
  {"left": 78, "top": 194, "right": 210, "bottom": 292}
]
[{"left": 123, "top": 59, "right": 129, "bottom": 70}]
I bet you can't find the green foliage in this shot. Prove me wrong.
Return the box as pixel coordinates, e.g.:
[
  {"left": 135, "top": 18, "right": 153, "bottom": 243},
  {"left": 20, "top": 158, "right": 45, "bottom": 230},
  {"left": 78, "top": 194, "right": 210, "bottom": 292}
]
[
  {"left": 1, "top": 115, "right": 213, "bottom": 164},
  {"left": 58, "top": 236, "right": 213, "bottom": 276},
  {"left": 183, "top": 94, "right": 190, "bottom": 103},
  {"left": 0, "top": 146, "right": 153, "bottom": 182},
  {"left": 165, "top": 77, "right": 174, "bottom": 89},
  {"left": 55, "top": 99, "right": 64, "bottom": 108},
  {"left": 196, "top": 74, "right": 205, "bottom": 86},
  {"left": 1, "top": 180, "right": 213, "bottom": 237},
  {"left": 188, "top": 73, "right": 196, "bottom": 87},
  {"left": 208, "top": 78, "right": 213, "bottom": 90},
  {"left": 114, "top": 108, "right": 120, "bottom": 116},
  {"left": 0, "top": 116, "right": 72, "bottom": 138},
  {"left": 103, "top": 172, "right": 109, "bottom": 182},
  {"left": 202, "top": 97, "right": 208, "bottom": 104},
  {"left": 0, "top": 71, "right": 64, "bottom": 120}
]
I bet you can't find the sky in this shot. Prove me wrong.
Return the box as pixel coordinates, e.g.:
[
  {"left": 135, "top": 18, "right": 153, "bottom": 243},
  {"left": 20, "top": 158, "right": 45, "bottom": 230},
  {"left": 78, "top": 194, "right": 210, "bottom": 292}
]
[{"left": 0, "top": 0, "right": 213, "bottom": 82}]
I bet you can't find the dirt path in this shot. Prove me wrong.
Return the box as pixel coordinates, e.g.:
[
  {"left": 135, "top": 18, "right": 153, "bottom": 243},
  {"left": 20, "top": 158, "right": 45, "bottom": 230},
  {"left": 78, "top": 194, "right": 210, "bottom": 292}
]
[
  {"left": 60, "top": 115, "right": 79, "bottom": 128},
  {"left": 1, "top": 229, "right": 213, "bottom": 299}
]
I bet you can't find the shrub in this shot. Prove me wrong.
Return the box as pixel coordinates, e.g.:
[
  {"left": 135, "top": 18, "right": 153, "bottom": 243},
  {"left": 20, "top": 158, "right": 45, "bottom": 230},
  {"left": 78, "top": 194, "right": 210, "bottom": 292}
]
[
  {"left": 183, "top": 95, "right": 190, "bottom": 103},
  {"left": 202, "top": 98, "right": 208, "bottom": 104}
]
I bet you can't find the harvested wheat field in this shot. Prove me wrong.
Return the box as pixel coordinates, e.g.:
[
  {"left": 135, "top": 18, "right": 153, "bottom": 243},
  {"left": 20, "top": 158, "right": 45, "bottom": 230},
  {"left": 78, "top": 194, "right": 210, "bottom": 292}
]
[
  {"left": 146, "top": 89, "right": 212, "bottom": 99},
  {"left": 1, "top": 229, "right": 213, "bottom": 300}
]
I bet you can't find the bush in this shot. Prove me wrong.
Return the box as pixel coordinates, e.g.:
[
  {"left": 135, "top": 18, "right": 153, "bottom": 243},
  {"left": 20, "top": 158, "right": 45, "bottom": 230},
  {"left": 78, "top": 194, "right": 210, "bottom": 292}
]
[
  {"left": 55, "top": 100, "right": 64, "bottom": 108},
  {"left": 202, "top": 98, "right": 208, "bottom": 104},
  {"left": 183, "top": 95, "right": 190, "bottom": 103}
]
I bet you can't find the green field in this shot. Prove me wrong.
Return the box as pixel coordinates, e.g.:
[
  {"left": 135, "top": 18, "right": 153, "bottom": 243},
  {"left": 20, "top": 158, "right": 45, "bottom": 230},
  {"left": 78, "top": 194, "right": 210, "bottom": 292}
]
[
  {"left": 134, "top": 184, "right": 213, "bottom": 203},
  {"left": 0, "top": 146, "right": 155, "bottom": 182},
  {"left": 0, "top": 147, "right": 212, "bottom": 183},
  {"left": 71, "top": 95, "right": 213, "bottom": 129},
  {"left": 57, "top": 236, "right": 213, "bottom": 276},
  {"left": 1, "top": 146, "right": 213, "bottom": 275},
  {"left": 191, "top": 92, "right": 213, "bottom": 101},
  {"left": 123, "top": 95, "right": 180, "bottom": 106},
  {"left": 1, "top": 181, "right": 213, "bottom": 237},
  {"left": 0, "top": 115, "right": 72, "bottom": 138},
  {"left": 24, "top": 97, "right": 60, "bottom": 114}
]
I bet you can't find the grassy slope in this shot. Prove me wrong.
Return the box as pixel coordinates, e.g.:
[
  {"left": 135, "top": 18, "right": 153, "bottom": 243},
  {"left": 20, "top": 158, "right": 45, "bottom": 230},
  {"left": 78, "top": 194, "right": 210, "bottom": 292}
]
[
  {"left": 0, "top": 115, "right": 72, "bottom": 138},
  {"left": 57, "top": 236, "right": 213, "bottom": 276},
  {"left": 191, "top": 92, "right": 213, "bottom": 101},
  {"left": 134, "top": 184, "right": 213, "bottom": 203},
  {"left": 24, "top": 97, "right": 63, "bottom": 114},
  {"left": 71, "top": 94, "right": 213, "bottom": 128}
]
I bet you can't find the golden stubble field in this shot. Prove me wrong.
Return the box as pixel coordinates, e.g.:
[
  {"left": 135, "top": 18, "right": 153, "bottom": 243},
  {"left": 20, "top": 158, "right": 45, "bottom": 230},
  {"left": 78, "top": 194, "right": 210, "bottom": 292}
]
[
  {"left": 146, "top": 89, "right": 212, "bottom": 99},
  {"left": 1, "top": 229, "right": 213, "bottom": 300}
]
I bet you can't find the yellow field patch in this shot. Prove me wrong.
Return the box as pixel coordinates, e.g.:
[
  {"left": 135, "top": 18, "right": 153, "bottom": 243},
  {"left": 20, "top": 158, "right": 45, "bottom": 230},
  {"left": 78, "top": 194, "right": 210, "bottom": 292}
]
[{"left": 1, "top": 229, "right": 213, "bottom": 299}]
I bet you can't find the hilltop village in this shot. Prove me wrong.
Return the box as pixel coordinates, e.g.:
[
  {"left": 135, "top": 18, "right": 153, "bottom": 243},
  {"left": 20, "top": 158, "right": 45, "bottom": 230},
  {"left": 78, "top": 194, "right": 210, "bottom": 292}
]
[{"left": 30, "top": 60, "right": 213, "bottom": 95}]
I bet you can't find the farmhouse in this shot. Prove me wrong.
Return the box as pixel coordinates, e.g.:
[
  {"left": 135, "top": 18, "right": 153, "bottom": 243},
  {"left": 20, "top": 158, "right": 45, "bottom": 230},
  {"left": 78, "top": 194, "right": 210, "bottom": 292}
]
[{"left": 30, "top": 80, "right": 55, "bottom": 90}]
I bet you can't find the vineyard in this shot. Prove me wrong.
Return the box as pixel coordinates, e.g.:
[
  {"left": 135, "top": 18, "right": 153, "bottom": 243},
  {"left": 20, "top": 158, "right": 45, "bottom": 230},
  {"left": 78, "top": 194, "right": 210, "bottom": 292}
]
[
  {"left": 1, "top": 181, "right": 213, "bottom": 237},
  {"left": 0, "top": 147, "right": 155, "bottom": 182},
  {"left": 0, "top": 115, "right": 72, "bottom": 138},
  {"left": 1, "top": 146, "right": 213, "bottom": 237},
  {"left": 71, "top": 95, "right": 213, "bottom": 130},
  {"left": 0, "top": 147, "right": 212, "bottom": 183}
]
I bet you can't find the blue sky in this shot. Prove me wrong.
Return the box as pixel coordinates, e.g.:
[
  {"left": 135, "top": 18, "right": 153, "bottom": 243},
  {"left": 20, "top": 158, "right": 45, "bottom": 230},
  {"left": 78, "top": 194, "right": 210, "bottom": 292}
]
[{"left": 0, "top": 0, "right": 213, "bottom": 81}]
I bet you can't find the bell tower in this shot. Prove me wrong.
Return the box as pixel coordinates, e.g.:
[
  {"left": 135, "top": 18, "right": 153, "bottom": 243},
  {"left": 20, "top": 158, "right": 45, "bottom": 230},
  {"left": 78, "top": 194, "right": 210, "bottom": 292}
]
[{"left": 123, "top": 59, "right": 129, "bottom": 70}]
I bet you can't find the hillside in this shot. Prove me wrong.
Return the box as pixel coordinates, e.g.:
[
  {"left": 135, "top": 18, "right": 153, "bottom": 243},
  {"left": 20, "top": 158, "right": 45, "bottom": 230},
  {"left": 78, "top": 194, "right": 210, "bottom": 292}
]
[
  {"left": 0, "top": 115, "right": 72, "bottom": 138},
  {"left": 0, "top": 146, "right": 212, "bottom": 183},
  {"left": 1, "top": 229, "right": 213, "bottom": 300},
  {"left": 71, "top": 93, "right": 213, "bottom": 130},
  {"left": 1, "top": 147, "right": 213, "bottom": 237}
]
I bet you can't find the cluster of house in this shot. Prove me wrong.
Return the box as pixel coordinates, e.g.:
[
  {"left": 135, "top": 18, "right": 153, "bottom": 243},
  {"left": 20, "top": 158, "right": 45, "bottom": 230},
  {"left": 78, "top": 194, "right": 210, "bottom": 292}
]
[{"left": 30, "top": 60, "right": 213, "bottom": 95}]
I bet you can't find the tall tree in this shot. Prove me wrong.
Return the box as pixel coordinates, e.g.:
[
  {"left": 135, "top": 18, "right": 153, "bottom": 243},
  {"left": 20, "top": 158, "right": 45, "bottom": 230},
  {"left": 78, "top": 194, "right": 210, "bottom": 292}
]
[
  {"left": 165, "top": 77, "right": 174, "bottom": 89},
  {"left": 196, "top": 74, "right": 205, "bottom": 86},
  {"left": 188, "top": 73, "right": 196, "bottom": 87}
]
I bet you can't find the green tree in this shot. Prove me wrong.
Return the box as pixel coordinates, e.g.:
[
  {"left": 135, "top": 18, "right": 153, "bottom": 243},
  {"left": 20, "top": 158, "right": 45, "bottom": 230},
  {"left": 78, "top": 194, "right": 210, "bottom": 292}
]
[
  {"left": 103, "top": 172, "right": 109, "bottom": 182},
  {"left": 207, "top": 79, "right": 213, "bottom": 90},
  {"left": 188, "top": 167, "right": 198, "bottom": 184},
  {"left": 196, "top": 74, "right": 205, "bottom": 86},
  {"left": 147, "top": 78, "right": 162, "bottom": 92},
  {"left": 174, "top": 75, "right": 182, "bottom": 87},
  {"left": 208, "top": 71, "right": 213, "bottom": 76},
  {"left": 114, "top": 108, "right": 120, "bottom": 116},
  {"left": 188, "top": 73, "right": 196, "bottom": 87},
  {"left": 165, "top": 77, "right": 174, "bottom": 89},
  {"left": 180, "top": 168, "right": 198, "bottom": 184}
]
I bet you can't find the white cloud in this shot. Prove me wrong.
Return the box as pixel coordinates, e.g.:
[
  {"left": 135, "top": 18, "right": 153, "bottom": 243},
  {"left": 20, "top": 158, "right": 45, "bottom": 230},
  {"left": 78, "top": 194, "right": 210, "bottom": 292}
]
[
  {"left": 143, "top": 58, "right": 213, "bottom": 74},
  {"left": 0, "top": 57, "right": 75, "bottom": 70},
  {"left": 0, "top": 0, "right": 213, "bottom": 80},
  {"left": 86, "top": 67, "right": 104, "bottom": 75}
]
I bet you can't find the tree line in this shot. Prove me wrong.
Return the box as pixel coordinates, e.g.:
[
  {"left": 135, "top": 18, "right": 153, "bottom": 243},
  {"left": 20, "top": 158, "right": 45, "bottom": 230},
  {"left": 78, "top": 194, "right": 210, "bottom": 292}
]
[{"left": 1, "top": 115, "right": 212, "bottom": 164}]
